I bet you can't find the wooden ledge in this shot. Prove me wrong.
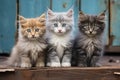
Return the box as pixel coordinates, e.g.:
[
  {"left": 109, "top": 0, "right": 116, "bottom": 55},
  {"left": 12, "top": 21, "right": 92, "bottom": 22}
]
[{"left": 0, "top": 67, "right": 120, "bottom": 80}]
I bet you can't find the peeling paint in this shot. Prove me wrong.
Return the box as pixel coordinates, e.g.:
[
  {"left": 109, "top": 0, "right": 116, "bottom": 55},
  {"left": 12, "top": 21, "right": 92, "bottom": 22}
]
[{"left": 63, "top": 2, "right": 67, "bottom": 8}]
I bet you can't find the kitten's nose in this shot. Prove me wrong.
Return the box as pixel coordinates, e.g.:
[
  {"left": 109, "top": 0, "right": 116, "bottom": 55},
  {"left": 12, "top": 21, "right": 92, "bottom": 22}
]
[
  {"left": 90, "top": 31, "right": 92, "bottom": 34},
  {"left": 58, "top": 30, "right": 62, "bottom": 33},
  {"left": 32, "top": 35, "right": 35, "bottom": 38}
]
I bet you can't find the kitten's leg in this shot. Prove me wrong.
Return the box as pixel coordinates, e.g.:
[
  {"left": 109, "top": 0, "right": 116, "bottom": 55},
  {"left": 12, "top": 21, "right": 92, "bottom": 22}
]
[
  {"left": 90, "top": 50, "right": 102, "bottom": 67},
  {"left": 47, "top": 47, "right": 60, "bottom": 67},
  {"left": 36, "top": 53, "right": 45, "bottom": 67},
  {"left": 20, "top": 56, "right": 31, "bottom": 68},
  {"left": 49, "top": 51, "right": 60, "bottom": 67},
  {"left": 62, "top": 48, "right": 72, "bottom": 67},
  {"left": 77, "top": 49, "right": 87, "bottom": 67}
]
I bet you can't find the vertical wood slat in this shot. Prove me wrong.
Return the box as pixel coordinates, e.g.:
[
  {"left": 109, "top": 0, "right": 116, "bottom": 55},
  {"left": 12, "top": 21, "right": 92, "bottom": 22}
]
[
  {"left": 110, "top": 0, "right": 120, "bottom": 46},
  {"left": 19, "top": 0, "right": 49, "bottom": 18},
  {"left": 0, "top": 0, "right": 16, "bottom": 54}
]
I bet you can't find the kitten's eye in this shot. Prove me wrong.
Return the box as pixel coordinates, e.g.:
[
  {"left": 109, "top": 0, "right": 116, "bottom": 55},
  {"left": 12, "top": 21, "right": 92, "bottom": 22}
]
[
  {"left": 54, "top": 23, "right": 58, "bottom": 27},
  {"left": 27, "top": 29, "right": 31, "bottom": 32},
  {"left": 35, "top": 28, "right": 39, "bottom": 32},
  {"left": 83, "top": 26, "right": 87, "bottom": 29},
  {"left": 96, "top": 27, "right": 99, "bottom": 30},
  {"left": 62, "top": 23, "right": 66, "bottom": 27}
]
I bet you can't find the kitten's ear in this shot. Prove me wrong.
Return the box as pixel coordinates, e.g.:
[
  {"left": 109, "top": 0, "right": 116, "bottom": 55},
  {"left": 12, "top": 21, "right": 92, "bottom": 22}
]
[
  {"left": 47, "top": 8, "right": 54, "bottom": 17},
  {"left": 79, "top": 11, "right": 87, "bottom": 21},
  {"left": 40, "top": 13, "right": 45, "bottom": 18},
  {"left": 38, "top": 13, "right": 46, "bottom": 22},
  {"left": 18, "top": 15, "right": 27, "bottom": 24},
  {"left": 97, "top": 12, "right": 105, "bottom": 22},
  {"left": 66, "top": 9, "right": 73, "bottom": 17},
  {"left": 19, "top": 15, "right": 25, "bottom": 21}
]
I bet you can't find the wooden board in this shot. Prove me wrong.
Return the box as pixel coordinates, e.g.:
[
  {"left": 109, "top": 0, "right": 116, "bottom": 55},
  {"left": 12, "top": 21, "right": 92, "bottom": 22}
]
[
  {"left": 0, "top": 67, "right": 120, "bottom": 80},
  {"left": 0, "top": 0, "right": 16, "bottom": 53},
  {"left": 0, "top": 55, "right": 120, "bottom": 80},
  {"left": 110, "top": 0, "right": 120, "bottom": 46},
  {"left": 19, "top": 0, "right": 49, "bottom": 18}
]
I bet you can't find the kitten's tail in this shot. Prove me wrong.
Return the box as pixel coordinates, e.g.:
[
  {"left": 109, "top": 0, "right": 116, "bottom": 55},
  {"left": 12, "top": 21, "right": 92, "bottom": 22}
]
[{"left": 2, "top": 47, "right": 19, "bottom": 67}]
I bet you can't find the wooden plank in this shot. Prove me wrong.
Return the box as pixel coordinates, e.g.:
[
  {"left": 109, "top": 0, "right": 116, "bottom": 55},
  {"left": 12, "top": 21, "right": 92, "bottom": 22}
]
[
  {"left": 0, "top": 0, "right": 16, "bottom": 53},
  {"left": 47, "top": 67, "right": 120, "bottom": 80},
  {"left": 105, "top": 46, "right": 120, "bottom": 52},
  {"left": 0, "top": 69, "right": 15, "bottom": 72},
  {"left": 19, "top": 0, "right": 49, "bottom": 18},
  {"left": 0, "top": 67, "right": 120, "bottom": 80},
  {"left": 110, "top": 0, "right": 120, "bottom": 46}
]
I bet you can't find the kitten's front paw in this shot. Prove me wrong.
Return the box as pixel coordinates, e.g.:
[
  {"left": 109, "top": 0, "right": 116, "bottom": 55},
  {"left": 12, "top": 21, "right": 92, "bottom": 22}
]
[
  {"left": 61, "top": 62, "right": 71, "bottom": 67},
  {"left": 46, "top": 62, "right": 50, "bottom": 67},
  {"left": 20, "top": 63, "right": 31, "bottom": 68},
  {"left": 78, "top": 64, "right": 87, "bottom": 67},
  {"left": 50, "top": 62, "right": 61, "bottom": 67},
  {"left": 36, "top": 62, "right": 45, "bottom": 67},
  {"left": 95, "top": 63, "right": 102, "bottom": 67}
]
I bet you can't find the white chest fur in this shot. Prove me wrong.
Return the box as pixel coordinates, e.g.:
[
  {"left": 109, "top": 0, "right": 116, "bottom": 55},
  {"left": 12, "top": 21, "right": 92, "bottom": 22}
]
[
  {"left": 79, "top": 35, "right": 103, "bottom": 57},
  {"left": 49, "top": 34, "right": 71, "bottom": 58},
  {"left": 17, "top": 40, "right": 46, "bottom": 61}
]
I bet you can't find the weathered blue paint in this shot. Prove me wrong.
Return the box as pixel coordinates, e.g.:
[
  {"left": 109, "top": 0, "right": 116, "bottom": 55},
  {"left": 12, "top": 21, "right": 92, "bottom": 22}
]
[
  {"left": 111, "top": 0, "right": 120, "bottom": 46},
  {"left": 19, "top": 0, "right": 50, "bottom": 18},
  {"left": 81, "top": 0, "right": 109, "bottom": 45},
  {"left": 1, "top": 0, "right": 120, "bottom": 54},
  {"left": 0, "top": 0, "right": 16, "bottom": 53}
]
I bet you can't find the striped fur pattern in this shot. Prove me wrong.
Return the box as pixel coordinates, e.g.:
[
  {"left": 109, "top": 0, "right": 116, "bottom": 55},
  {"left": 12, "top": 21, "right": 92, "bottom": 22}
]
[
  {"left": 72, "top": 11, "right": 105, "bottom": 67},
  {"left": 46, "top": 8, "right": 74, "bottom": 67},
  {"left": 7, "top": 14, "right": 47, "bottom": 68}
]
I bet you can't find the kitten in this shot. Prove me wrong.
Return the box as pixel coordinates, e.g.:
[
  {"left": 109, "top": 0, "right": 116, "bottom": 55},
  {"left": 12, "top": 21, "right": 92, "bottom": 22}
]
[
  {"left": 46, "top": 8, "right": 74, "bottom": 67},
  {"left": 72, "top": 11, "right": 105, "bottom": 67},
  {"left": 7, "top": 14, "right": 47, "bottom": 68}
]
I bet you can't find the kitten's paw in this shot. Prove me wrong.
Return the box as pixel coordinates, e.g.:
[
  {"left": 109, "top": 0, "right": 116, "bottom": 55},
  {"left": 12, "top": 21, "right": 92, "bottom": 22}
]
[
  {"left": 46, "top": 62, "right": 50, "bottom": 67},
  {"left": 20, "top": 63, "right": 31, "bottom": 68},
  {"left": 36, "top": 62, "right": 45, "bottom": 67},
  {"left": 95, "top": 63, "right": 102, "bottom": 67},
  {"left": 61, "top": 62, "right": 71, "bottom": 67},
  {"left": 50, "top": 62, "right": 61, "bottom": 67},
  {"left": 78, "top": 64, "right": 87, "bottom": 67}
]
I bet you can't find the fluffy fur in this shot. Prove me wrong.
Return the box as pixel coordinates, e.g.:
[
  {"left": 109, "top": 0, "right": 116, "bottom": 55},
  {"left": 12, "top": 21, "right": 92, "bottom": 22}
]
[
  {"left": 46, "top": 8, "right": 74, "bottom": 67},
  {"left": 72, "top": 11, "right": 105, "bottom": 67},
  {"left": 7, "top": 14, "right": 47, "bottom": 68}
]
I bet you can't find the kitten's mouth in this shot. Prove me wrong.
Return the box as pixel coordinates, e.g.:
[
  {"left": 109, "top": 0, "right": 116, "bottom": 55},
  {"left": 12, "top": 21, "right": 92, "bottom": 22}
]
[
  {"left": 55, "top": 32, "right": 65, "bottom": 36},
  {"left": 87, "top": 34, "right": 95, "bottom": 37},
  {"left": 30, "top": 37, "right": 37, "bottom": 40},
  {"left": 58, "top": 31, "right": 62, "bottom": 33}
]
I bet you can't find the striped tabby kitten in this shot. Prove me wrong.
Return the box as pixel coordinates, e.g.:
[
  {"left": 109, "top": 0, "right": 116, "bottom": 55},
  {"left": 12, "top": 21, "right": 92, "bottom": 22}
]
[
  {"left": 7, "top": 14, "right": 47, "bottom": 68},
  {"left": 46, "top": 8, "right": 74, "bottom": 67},
  {"left": 73, "top": 11, "right": 105, "bottom": 67}
]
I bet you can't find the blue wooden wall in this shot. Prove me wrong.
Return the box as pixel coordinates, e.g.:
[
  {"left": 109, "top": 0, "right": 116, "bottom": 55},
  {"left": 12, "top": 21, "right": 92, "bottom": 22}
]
[{"left": 0, "top": 0, "right": 120, "bottom": 54}]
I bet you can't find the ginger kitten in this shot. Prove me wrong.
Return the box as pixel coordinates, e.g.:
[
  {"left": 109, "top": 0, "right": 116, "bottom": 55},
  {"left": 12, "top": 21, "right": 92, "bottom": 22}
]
[{"left": 7, "top": 14, "right": 47, "bottom": 68}]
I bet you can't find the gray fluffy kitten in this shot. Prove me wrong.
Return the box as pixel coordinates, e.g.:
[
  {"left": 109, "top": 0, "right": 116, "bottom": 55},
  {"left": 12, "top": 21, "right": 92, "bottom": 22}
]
[
  {"left": 72, "top": 11, "right": 105, "bottom": 67},
  {"left": 6, "top": 14, "right": 47, "bottom": 68},
  {"left": 46, "top": 8, "right": 74, "bottom": 67}
]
